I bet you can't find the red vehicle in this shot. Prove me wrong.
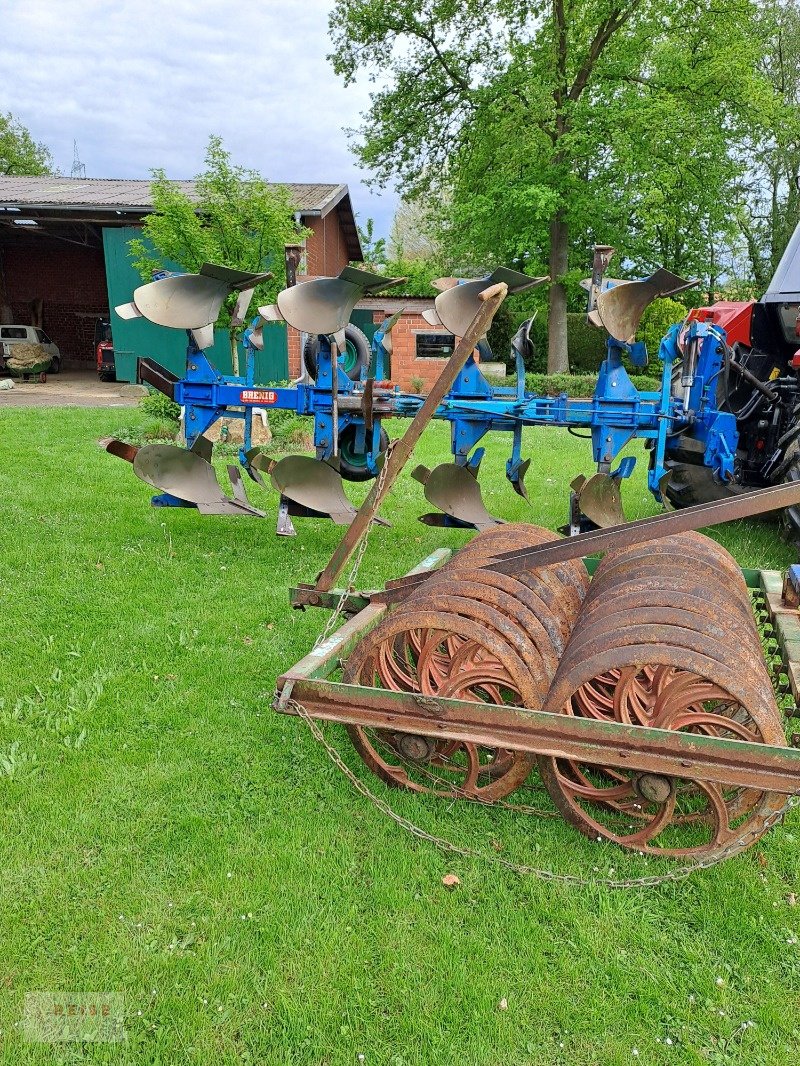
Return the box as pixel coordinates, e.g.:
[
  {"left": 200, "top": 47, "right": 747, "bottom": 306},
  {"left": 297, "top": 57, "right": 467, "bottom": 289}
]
[{"left": 95, "top": 318, "right": 116, "bottom": 382}]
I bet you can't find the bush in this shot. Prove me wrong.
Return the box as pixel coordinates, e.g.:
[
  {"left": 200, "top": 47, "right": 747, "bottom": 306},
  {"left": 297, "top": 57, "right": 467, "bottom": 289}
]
[
  {"left": 639, "top": 297, "right": 688, "bottom": 354},
  {"left": 566, "top": 314, "right": 608, "bottom": 372},
  {"left": 527, "top": 372, "right": 662, "bottom": 395},
  {"left": 139, "top": 388, "right": 181, "bottom": 423},
  {"left": 482, "top": 371, "right": 663, "bottom": 395},
  {"left": 487, "top": 309, "right": 548, "bottom": 373}
]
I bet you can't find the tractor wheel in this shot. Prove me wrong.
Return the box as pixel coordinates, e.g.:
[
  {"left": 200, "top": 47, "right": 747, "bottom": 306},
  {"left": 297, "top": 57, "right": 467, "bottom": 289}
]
[
  {"left": 338, "top": 424, "right": 389, "bottom": 482},
  {"left": 303, "top": 325, "right": 371, "bottom": 382},
  {"left": 662, "top": 460, "right": 742, "bottom": 509},
  {"left": 780, "top": 439, "right": 800, "bottom": 539}
]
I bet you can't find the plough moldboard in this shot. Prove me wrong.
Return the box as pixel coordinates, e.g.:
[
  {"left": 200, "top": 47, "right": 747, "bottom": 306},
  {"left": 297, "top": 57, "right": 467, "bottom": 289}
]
[{"left": 275, "top": 488, "right": 800, "bottom": 866}]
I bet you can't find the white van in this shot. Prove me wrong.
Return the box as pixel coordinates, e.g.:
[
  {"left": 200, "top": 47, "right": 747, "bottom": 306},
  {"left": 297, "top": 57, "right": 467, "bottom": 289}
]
[{"left": 0, "top": 325, "right": 61, "bottom": 373}]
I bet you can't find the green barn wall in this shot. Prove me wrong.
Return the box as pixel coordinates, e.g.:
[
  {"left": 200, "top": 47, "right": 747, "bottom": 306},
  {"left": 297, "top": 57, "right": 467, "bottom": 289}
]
[{"left": 101, "top": 228, "right": 289, "bottom": 384}]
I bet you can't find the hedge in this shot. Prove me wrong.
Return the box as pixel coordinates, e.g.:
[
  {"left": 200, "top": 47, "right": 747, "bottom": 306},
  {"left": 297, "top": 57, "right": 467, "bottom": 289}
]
[
  {"left": 482, "top": 371, "right": 663, "bottom": 395},
  {"left": 486, "top": 297, "right": 688, "bottom": 375}
]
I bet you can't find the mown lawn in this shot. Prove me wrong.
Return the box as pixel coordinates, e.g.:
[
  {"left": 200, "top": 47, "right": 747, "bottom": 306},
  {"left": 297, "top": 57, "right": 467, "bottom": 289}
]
[{"left": 1, "top": 406, "right": 799, "bottom": 1065}]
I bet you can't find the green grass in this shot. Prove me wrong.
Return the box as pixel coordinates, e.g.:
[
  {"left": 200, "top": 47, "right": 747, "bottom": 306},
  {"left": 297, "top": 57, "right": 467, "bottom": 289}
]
[{"left": 1, "top": 407, "right": 799, "bottom": 1065}]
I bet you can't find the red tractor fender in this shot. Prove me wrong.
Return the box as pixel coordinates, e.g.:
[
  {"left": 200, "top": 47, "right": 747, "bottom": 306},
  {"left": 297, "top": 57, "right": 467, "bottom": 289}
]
[{"left": 687, "top": 300, "right": 755, "bottom": 348}]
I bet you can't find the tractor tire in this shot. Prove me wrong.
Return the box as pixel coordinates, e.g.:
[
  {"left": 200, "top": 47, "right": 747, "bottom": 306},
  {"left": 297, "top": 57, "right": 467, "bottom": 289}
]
[
  {"left": 304, "top": 325, "right": 371, "bottom": 382},
  {"left": 780, "top": 440, "right": 800, "bottom": 539},
  {"left": 338, "top": 424, "right": 389, "bottom": 482},
  {"left": 662, "top": 460, "right": 743, "bottom": 509}
]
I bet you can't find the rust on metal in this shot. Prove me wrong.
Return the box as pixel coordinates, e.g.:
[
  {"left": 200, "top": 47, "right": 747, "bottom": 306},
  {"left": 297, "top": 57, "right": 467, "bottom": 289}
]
[
  {"left": 379, "top": 481, "right": 800, "bottom": 603},
  {"left": 275, "top": 678, "right": 800, "bottom": 795}
]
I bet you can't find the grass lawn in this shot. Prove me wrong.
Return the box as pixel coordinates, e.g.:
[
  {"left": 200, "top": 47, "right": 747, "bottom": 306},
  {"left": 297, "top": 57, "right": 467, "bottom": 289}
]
[{"left": 1, "top": 406, "right": 799, "bottom": 1065}]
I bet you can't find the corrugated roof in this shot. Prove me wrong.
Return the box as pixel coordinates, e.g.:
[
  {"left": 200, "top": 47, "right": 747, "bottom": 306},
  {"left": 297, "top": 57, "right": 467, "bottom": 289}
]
[{"left": 0, "top": 176, "right": 347, "bottom": 215}]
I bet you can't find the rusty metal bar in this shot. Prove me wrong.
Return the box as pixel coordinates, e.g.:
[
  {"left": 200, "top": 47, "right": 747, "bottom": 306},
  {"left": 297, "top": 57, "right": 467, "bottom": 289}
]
[
  {"left": 279, "top": 548, "right": 452, "bottom": 686},
  {"left": 379, "top": 481, "right": 800, "bottom": 602},
  {"left": 313, "top": 282, "right": 509, "bottom": 594},
  {"left": 275, "top": 678, "right": 800, "bottom": 794}
]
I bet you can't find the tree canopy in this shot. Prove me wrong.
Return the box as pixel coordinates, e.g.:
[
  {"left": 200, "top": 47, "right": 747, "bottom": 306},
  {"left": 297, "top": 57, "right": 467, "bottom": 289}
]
[
  {"left": 0, "top": 112, "right": 52, "bottom": 175},
  {"left": 130, "top": 136, "right": 308, "bottom": 317},
  {"left": 330, "top": 1, "right": 775, "bottom": 370}
]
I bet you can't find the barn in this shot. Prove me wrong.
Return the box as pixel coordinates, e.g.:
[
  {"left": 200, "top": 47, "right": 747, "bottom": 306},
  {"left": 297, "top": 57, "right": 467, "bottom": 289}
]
[
  {"left": 0, "top": 176, "right": 362, "bottom": 383},
  {"left": 0, "top": 176, "right": 473, "bottom": 391}
]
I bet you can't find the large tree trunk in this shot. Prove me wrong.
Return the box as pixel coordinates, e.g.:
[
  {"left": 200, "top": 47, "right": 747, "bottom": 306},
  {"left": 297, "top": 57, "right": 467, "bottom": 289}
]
[{"left": 547, "top": 212, "right": 569, "bottom": 373}]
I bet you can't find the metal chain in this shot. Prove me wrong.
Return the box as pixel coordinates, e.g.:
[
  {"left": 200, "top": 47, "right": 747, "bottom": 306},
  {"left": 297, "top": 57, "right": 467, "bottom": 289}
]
[
  {"left": 367, "top": 729, "right": 560, "bottom": 817},
  {"left": 289, "top": 697, "right": 800, "bottom": 888},
  {"left": 290, "top": 494, "right": 800, "bottom": 888}
]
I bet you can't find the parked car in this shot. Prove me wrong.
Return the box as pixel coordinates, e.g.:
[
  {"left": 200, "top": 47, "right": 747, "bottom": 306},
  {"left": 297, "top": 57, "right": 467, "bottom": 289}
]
[
  {"left": 95, "top": 318, "right": 116, "bottom": 382},
  {"left": 0, "top": 325, "right": 61, "bottom": 373}
]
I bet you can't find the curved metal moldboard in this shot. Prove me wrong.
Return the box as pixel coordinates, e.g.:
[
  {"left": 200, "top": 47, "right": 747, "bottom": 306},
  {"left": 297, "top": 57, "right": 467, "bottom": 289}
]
[
  {"left": 130, "top": 274, "right": 227, "bottom": 330},
  {"left": 132, "top": 445, "right": 230, "bottom": 506},
  {"left": 595, "top": 268, "right": 697, "bottom": 343},
  {"left": 269, "top": 454, "right": 357, "bottom": 525},
  {"left": 413, "top": 463, "right": 501, "bottom": 530},
  {"left": 276, "top": 278, "right": 363, "bottom": 335},
  {"left": 571, "top": 472, "right": 627, "bottom": 528},
  {"left": 433, "top": 270, "right": 548, "bottom": 337},
  {"left": 269, "top": 269, "right": 404, "bottom": 337}
]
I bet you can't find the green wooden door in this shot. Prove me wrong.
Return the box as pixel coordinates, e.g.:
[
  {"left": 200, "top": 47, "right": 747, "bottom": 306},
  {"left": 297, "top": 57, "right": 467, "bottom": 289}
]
[{"left": 101, "top": 228, "right": 289, "bottom": 384}]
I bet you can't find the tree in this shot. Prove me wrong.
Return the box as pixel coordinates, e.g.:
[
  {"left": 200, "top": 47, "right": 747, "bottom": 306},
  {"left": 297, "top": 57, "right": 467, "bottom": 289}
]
[
  {"left": 0, "top": 113, "right": 52, "bottom": 175},
  {"left": 129, "top": 136, "right": 309, "bottom": 317},
  {"left": 389, "top": 198, "right": 441, "bottom": 262},
  {"left": 356, "top": 217, "right": 387, "bottom": 269},
  {"left": 329, "top": 1, "right": 771, "bottom": 371},
  {"left": 737, "top": 1, "right": 800, "bottom": 292}
]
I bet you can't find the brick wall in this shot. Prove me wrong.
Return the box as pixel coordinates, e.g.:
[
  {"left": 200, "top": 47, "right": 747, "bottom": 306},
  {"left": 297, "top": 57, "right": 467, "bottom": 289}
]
[
  {"left": 1, "top": 238, "right": 108, "bottom": 365},
  {"left": 372, "top": 310, "right": 475, "bottom": 391}
]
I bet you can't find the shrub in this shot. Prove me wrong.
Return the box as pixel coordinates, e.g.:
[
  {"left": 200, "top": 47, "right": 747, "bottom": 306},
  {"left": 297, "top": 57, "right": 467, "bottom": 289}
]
[
  {"left": 639, "top": 297, "right": 688, "bottom": 354},
  {"left": 566, "top": 314, "right": 608, "bottom": 372},
  {"left": 526, "top": 372, "right": 662, "bottom": 395},
  {"left": 139, "top": 388, "right": 181, "bottom": 423},
  {"left": 482, "top": 371, "right": 663, "bottom": 395}
]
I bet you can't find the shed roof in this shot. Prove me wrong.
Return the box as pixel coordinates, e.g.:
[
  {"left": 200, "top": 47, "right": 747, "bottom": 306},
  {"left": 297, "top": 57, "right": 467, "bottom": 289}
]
[
  {"left": 0, "top": 176, "right": 347, "bottom": 214},
  {"left": 0, "top": 176, "right": 361, "bottom": 259}
]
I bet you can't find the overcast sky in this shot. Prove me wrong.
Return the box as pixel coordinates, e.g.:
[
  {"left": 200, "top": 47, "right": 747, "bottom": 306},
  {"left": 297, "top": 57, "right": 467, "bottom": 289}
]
[{"left": 0, "top": 0, "right": 398, "bottom": 239}]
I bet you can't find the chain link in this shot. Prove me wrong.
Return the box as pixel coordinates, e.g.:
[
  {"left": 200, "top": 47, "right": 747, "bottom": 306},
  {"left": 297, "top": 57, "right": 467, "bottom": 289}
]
[
  {"left": 313, "top": 439, "right": 397, "bottom": 650},
  {"left": 288, "top": 494, "right": 800, "bottom": 889}
]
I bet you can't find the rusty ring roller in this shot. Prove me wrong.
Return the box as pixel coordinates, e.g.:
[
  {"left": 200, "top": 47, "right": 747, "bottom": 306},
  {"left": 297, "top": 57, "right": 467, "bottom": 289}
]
[
  {"left": 537, "top": 531, "right": 785, "bottom": 859},
  {"left": 343, "top": 524, "right": 586, "bottom": 801}
]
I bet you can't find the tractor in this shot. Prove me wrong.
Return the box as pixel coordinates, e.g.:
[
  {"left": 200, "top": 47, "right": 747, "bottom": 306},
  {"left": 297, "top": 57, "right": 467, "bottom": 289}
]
[{"left": 661, "top": 224, "right": 800, "bottom": 536}]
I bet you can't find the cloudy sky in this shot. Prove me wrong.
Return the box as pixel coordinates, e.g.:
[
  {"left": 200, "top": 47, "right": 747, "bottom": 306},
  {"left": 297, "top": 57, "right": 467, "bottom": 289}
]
[{"left": 0, "top": 0, "right": 398, "bottom": 237}]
